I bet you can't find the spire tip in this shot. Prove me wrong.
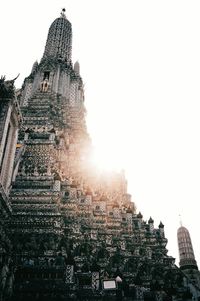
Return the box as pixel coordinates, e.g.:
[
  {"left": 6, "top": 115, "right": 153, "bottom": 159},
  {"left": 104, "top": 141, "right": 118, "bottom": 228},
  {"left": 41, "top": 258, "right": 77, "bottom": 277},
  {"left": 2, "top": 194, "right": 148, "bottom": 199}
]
[
  {"left": 179, "top": 214, "right": 183, "bottom": 227},
  {"left": 61, "top": 8, "right": 66, "bottom": 18}
]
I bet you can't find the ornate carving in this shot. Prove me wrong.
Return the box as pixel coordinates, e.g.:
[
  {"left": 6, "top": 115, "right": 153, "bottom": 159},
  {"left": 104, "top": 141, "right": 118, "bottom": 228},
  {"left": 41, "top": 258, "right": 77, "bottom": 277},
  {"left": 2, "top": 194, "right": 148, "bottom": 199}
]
[{"left": 0, "top": 75, "right": 19, "bottom": 100}]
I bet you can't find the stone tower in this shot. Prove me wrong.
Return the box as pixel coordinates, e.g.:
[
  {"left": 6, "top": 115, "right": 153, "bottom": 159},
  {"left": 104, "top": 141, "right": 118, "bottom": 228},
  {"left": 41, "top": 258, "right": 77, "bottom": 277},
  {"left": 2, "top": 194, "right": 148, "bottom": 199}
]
[
  {"left": 177, "top": 224, "right": 200, "bottom": 288},
  {"left": 1, "top": 10, "right": 200, "bottom": 301}
]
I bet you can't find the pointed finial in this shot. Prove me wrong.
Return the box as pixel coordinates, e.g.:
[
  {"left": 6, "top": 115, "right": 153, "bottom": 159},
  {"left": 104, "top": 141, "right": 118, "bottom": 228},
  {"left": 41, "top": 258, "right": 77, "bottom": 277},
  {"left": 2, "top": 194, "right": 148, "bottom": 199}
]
[
  {"left": 60, "top": 8, "right": 66, "bottom": 18},
  {"left": 74, "top": 61, "right": 80, "bottom": 74},
  {"left": 137, "top": 212, "right": 143, "bottom": 219},
  {"left": 148, "top": 216, "right": 154, "bottom": 224},
  {"left": 179, "top": 214, "right": 183, "bottom": 227},
  {"left": 159, "top": 221, "right": 164, "bottom": 228}
]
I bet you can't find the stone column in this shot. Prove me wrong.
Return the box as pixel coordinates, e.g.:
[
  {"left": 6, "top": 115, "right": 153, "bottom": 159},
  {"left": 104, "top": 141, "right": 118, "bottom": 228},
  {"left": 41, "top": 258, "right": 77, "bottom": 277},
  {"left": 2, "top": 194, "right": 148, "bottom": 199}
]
[
  {"left": 65, "top": 265, "right": 74, "bottom": 283},
  {"left": 92, "top": 271, "right": 100, "bottom": 290},
  {"left": 0, "top": 104, "right": 11, "bottom": 166},
  {"left": 1, "top": 121, "right": 17, "bottom": 192},
  {"left": 53, "top": 180, "right": 61, "bottom": 191}
]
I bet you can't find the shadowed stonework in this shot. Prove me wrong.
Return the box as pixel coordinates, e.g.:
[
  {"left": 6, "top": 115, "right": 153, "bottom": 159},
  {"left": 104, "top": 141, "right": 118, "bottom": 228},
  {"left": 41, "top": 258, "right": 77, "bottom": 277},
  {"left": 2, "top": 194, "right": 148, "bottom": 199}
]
[{"left": 0, "top": 10, "right": 200, "bottom": 301}]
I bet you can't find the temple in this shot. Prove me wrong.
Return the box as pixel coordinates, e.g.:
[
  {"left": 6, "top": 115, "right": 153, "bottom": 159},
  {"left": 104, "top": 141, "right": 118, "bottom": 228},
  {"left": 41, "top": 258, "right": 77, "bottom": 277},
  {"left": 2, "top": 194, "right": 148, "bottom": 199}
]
[{"left": 1, "top": 10, "right": 200, "bottom": 301}]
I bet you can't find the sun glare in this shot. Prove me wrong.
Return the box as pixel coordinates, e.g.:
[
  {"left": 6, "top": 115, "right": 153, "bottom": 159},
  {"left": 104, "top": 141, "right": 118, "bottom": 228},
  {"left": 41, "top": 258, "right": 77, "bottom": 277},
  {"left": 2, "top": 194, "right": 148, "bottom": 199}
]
[{"left": 91, "top": 145, "right": 124, "bottom": 172}]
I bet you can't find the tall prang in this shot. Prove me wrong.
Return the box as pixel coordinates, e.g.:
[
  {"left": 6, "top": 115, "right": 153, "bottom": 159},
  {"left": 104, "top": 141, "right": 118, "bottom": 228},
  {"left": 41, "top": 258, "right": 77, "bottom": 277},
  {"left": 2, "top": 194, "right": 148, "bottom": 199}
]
[
  {"left": 22, "top": 10, "right": 74, "bottom": 104},
  {"left": 1, "top": 10, "right": 200, "bottom": 301},
  {"left": 177, "top": 224, "right": 200, "bottom": 288},
  {"left": 19, "top": 9, "right": 89, "bottom": 182}
]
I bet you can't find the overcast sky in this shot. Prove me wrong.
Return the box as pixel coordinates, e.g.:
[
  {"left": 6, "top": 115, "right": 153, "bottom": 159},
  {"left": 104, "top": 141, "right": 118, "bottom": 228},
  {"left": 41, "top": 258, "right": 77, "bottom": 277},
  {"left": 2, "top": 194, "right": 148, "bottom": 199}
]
[{"left": 1, "top": 0, "right": 200, "bottom": 266}]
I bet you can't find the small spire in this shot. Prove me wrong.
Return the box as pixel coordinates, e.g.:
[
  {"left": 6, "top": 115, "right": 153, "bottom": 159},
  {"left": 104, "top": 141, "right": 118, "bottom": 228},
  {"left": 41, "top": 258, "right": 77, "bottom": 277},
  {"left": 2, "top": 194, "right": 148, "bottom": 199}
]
[
  {"left": 31, "top": 60, "right": 38, "bottom": 74},
  {"left": 74, "top": 61, "right": 80, "bottom": 74},
  {"left": 60, "top": 8, "right": 66, "bottom": 18},
  {"left": 137, "top": 211, "right": 143, "bottom": 219},
  {"left": 179, "top": 214, "right": 183, "bottom": 227},
  {"left": 148, "top": 216, "right": 154, "bottom": 224},
  {"left": 159, "top": 221, "right": 164, "bottom": 228}
]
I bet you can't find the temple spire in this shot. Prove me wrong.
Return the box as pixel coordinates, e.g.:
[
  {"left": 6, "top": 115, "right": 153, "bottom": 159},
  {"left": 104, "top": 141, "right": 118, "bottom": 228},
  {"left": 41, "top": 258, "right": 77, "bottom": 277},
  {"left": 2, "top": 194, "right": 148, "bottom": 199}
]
[
  {"left": 42, "top": 11, "right": 72, "bottom": 62},
  {"left": 179, "top": 214, "right": 183, "bottom": 227}
]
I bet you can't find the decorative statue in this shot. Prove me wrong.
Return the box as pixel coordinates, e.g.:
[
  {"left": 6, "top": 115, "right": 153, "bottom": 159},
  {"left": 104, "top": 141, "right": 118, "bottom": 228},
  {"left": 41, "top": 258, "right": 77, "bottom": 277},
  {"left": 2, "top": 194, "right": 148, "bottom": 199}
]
[
  {"left": 0, "top": 74, "right": 19, "bottom": 100},
  {"left": 40, "top": 78, "right": 49, "bottom": 92}
]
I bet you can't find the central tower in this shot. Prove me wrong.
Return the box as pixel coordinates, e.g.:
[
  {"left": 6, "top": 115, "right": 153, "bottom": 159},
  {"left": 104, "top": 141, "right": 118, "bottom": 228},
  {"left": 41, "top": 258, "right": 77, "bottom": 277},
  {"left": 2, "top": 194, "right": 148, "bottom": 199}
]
[{"left": 21, "top": 10, "right": 83, "bottom": 106}]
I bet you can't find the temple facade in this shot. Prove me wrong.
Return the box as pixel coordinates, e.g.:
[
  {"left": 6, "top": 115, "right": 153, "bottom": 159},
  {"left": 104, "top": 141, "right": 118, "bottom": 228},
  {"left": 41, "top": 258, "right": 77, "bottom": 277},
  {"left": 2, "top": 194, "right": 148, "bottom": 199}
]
[{"left": 1, "top": 10, "right": 200, "bottom": 301}]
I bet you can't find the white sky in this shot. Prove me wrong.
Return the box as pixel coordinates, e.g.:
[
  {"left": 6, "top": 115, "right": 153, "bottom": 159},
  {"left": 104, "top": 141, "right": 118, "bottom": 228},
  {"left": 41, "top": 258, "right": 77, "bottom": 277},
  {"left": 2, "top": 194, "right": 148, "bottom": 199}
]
[{"left": 1, "top": 0, "right": 200, "bottom": 266}]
